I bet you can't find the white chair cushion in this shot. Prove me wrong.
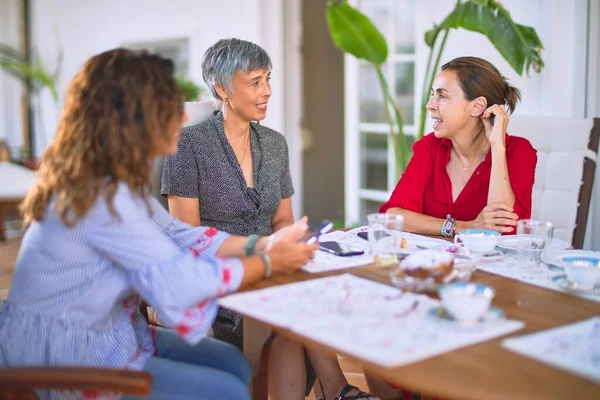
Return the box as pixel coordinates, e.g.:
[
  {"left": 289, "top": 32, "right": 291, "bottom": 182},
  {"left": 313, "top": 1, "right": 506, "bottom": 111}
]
[
  {"left": 0, "top": 162, "right": 37, "bottom": 200},
  {"left": 509, "top": 115, "right": 596, "bottom": 245}
]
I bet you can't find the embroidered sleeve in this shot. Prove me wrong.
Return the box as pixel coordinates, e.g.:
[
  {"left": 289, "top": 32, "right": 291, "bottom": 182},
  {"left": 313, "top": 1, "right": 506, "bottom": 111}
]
[
  {"left": 150, "top": 197, "right": 229, "bottom": 259},
  {"left": 88, "top": 184, "right": 244, "bottom": 344}
]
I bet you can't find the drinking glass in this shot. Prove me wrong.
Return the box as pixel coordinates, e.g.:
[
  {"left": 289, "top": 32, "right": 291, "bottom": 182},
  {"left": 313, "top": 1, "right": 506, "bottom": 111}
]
[
  {"left": 367, "top": 213, "right": 405, "bottom": 267},
  {"left": 516, "top": 219, "right": 554, "bottom": 265}
]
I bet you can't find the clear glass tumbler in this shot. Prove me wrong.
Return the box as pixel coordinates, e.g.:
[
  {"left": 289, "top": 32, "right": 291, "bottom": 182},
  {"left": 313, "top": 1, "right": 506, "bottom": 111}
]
[
  {"left": 516, "top": 219, "right": 554, "bottom": 266},
  {"left": 367, "top": 213, "right": 405, "bottom": 267}
]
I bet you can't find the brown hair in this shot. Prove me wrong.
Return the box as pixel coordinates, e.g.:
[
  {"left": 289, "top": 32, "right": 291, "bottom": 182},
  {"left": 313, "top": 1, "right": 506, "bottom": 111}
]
[
  {"left": 21, "top": 48, "right": 183, "bottom": 226},
  {"left": 441, "top": 56, "right": 521, "bottom": 114}
]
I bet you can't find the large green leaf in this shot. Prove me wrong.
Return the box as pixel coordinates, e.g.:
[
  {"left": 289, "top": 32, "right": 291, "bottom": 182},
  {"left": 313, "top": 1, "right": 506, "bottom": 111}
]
[
  {"left": 423, "top": 0, "right": 543, "bottom": 76},
  {"left": 458, "top": 1, "right": 494, "bottom": 34},
  {"left": 486, "top": 10, "right": 525, "bottom": 74},
  {"left": 424, "top": 6, "right": 460, "bottom": 47},
  {"left": 515, "top": 23, "right": 544, "bottom": 73},
  {"left": 326, "top": 1, "right": 388, "bottom": 65}
]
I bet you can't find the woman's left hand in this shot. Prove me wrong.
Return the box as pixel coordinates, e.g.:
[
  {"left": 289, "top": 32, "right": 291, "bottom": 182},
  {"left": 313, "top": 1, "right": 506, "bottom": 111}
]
[{"left": 482, "top": 104, "right": 509, "bottom": 148}]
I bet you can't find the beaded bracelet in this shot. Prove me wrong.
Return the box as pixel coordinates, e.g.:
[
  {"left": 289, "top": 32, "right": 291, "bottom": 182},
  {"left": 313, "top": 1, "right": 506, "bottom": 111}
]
[{"left": 441, "top": 214, "right": 456, "bottom": 237}]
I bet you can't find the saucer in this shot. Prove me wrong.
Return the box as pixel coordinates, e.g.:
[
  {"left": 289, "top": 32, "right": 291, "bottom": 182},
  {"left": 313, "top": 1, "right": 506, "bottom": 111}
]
[
  {"left": 496, "top": 236, "right": 571, "bottom": 253},
  {"left": 429, "top": 305, "right": 505, "bottom": 322},
  {"left": 552, "top": 275, "right": 600, "bottom": 294},
  {"left": 438, "top": 244, "right": 505, "bottom": 262},
  {"left": 542, "top": 250, "right": 600, "bottom": 270}
]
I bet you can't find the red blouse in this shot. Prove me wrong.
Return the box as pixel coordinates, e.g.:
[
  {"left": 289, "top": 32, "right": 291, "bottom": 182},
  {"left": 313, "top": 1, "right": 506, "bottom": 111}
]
[{"left": 380, "top": 133, "right": 537, "bottom": 224}]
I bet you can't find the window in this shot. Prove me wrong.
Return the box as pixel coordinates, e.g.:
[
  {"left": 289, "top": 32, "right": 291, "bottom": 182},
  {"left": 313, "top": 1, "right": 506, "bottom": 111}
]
[
  {"left": 126, "top": 38, "right": 190, "bottom": 78},
  {"left": 344, "top": 0, "right": 417, "bottom": 226}
]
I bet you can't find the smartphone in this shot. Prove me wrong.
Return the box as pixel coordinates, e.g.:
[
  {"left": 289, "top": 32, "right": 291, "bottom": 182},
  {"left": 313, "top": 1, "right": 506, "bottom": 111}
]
[
  {"left": 357, "top": 231, "right": 391, "bottom": 241},
  {"left": 305, "top": 220, "right": 334, "bottom": 245},
  {"left": 319, "top": 241, "right": 365, "bottom": 257}
]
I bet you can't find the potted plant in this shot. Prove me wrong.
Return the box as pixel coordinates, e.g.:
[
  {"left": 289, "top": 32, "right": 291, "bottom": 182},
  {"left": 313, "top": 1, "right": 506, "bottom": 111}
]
[{"left": 176, "top": 76, "right": 207, "bottom": 102}]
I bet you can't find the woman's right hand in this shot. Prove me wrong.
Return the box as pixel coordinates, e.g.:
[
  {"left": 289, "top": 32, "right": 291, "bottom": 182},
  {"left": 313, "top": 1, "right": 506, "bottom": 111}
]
[
  {"left": 267, "top": 217, "right": 320, "bottom": 274},
  {"left": 467, "top": 203, "right": 518, "bottom": 233}
]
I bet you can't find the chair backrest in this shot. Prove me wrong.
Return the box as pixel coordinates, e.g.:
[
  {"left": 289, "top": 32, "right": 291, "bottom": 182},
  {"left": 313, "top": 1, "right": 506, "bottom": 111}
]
[
  {"left": 151, "top": 100, "right": 219, "bottom": 208},
  {"left": 508, "top": 116, "right": 600, "bottom": 248}
]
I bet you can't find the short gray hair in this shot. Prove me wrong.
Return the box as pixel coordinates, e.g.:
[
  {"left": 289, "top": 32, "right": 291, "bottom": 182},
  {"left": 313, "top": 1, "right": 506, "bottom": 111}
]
[{"left": 202, "top": 38, "right": 272, "bottom": 101}]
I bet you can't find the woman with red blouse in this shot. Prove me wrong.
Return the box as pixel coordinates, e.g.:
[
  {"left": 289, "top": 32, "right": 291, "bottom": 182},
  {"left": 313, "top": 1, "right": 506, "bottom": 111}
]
[
  {"left": 368, "top": 57, "right": 537, "bottom": 399},
  {"left": 380, "top": 56, "right": 536, "bottom": 238}
]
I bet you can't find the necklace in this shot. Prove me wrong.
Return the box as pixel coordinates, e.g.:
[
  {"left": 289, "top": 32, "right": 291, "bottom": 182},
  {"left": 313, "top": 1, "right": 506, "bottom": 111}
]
[
  {"left": 226, "top": 128, "right": 251, "bottom": 166},
  {"left": 458, "top": 160, "right": 472, "bottom": 173},
  {"left": 452, "top": 149, "right": 473, "bottom": 173},
  {"left": 238, "top": 137, "right": 249, "bottom": 165}
]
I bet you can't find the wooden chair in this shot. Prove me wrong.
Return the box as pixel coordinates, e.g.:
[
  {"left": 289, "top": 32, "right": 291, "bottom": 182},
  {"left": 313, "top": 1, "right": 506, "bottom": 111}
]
[
  {"left": 0, "top": 367, "right": 151, "bottom": 399},
  {"left": 508, "top": 116, "right": 600, "bottom": 248},
  {"left": 0, "top": 161, "right": 37, "bottom": 242}
]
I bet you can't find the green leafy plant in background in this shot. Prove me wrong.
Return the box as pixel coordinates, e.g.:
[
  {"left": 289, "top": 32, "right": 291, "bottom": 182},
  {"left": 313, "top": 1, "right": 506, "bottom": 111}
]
[
  {"left": 325, "top": 0, "right": 544, "bottom": 179},
  {"left": 0, "top": 42, "right": 59, "bottom": 101},
  {"left": 176, "top": 76, "right": 207, "bottom": 102},
  {"left": 417, "top": 0, "right": 545, "bottom": 138}
]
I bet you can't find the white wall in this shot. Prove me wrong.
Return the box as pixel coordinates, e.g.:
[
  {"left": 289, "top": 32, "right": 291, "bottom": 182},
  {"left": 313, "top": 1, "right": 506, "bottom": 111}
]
[
  {"left": 2, "top": 0, "right": 302, "bottom": 217},
  {"left": 28, "top": 0, "right": 286, "bottom": 153},
  {"left": 587, "top": 0, "right": 600, "bottom": 251}
]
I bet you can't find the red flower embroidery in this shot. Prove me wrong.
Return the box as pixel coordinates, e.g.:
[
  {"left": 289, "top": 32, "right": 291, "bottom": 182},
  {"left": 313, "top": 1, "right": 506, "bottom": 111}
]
[
  {"left": 189, "top": 231, "right": 216, "bottom": 256},
  {"left": 222, "top": 268, "right": 231, "bottom": 284},
  {"left": 176, "top": 323, "right": 192, "bottom": 336},
  {"left": 175, "top": 299, "right": 211, "bottom": 338},
  {"left": 205, "top": 227, "right": 218, "bottom": 237}
]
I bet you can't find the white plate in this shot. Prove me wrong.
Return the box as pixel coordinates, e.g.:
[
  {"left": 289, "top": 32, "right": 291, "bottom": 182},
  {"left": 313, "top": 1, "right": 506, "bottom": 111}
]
[
  {"left": 496, "top": 235, "right": 571, "bottom": 253},
  {"left": 542, "top": 249, "right": 600, "bottom": 270},
  {"left": 430, "top": 244, "right": 506, "bottom": 263},
  {"left": 552, "top": 274, "right": 600, "bottom": 294}
]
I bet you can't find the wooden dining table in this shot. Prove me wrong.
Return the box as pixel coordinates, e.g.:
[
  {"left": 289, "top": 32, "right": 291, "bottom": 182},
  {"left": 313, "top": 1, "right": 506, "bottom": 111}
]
[{"left": 239, "top": 262, "right": 600, "bottom": 400}]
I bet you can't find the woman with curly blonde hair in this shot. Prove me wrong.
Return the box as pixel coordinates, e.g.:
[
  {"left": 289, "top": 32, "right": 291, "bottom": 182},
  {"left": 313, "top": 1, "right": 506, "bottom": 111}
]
[{"left": 0, "top": 48, "right": 318, "bottom": 400}]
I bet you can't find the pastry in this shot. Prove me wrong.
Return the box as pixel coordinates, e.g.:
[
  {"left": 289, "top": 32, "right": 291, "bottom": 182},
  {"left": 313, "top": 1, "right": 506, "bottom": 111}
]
[{"left": 399, "top": 249, "right": 454, "bottom": 283}]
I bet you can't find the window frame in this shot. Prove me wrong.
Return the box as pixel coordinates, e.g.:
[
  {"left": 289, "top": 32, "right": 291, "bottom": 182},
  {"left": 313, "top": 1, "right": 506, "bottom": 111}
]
[{"left": 344, "top": 0, "right": 418, "bottom": 226}]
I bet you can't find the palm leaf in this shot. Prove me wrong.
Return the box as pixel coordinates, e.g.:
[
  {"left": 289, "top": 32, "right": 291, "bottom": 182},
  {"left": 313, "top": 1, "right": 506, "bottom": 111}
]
[{"left": 0, "top": 43, "right": 58, "bottom": 100}]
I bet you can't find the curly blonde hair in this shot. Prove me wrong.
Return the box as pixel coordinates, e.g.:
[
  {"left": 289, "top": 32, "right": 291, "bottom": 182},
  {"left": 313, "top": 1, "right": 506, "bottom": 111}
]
[{"left": 22, "top": 48, "right": 183, "bottom": 226}]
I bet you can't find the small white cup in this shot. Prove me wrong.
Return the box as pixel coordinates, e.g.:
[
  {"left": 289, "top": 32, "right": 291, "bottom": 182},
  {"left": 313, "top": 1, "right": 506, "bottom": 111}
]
[
  {"left": 438, "top": 282, "right": 495, "bottom": 322},
  {"left": 562, "top": 257, "right": 600, "bottom": 289},
  {"left": 454, "top": 229, "right": 500, "bottom": 255}
]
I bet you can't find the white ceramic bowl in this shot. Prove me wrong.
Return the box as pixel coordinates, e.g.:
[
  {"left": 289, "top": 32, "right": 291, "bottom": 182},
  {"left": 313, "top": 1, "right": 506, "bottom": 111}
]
[
  {"left": 454, "top": 229, "right": 500, "bottom": 255},
  {"left": 438, "top": 282, "right": 495, "bottom": 321},
  {"left": 561, "top": 255, "right": 600, "bottom": 288}
]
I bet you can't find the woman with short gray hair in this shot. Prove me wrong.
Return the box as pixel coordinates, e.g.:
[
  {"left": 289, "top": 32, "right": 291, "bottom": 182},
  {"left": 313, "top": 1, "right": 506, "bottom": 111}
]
[{"left": 162, "top": 38, "right": 376, "bottom": 400}]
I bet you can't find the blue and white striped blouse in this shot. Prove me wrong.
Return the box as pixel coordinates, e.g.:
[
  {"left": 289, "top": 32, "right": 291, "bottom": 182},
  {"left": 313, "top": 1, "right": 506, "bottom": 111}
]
[{"left": 0, "top": 183, "right": 244, "bottom": 373}]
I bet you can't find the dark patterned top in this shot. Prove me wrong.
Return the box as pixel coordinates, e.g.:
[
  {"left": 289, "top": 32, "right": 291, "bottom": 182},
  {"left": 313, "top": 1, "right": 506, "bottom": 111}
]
[
  {"left": 161, "top": 111, "right": 294, "bottom": 237},
  {"left": 161, "top": 111, "right": 316, "bottom": 394}
]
